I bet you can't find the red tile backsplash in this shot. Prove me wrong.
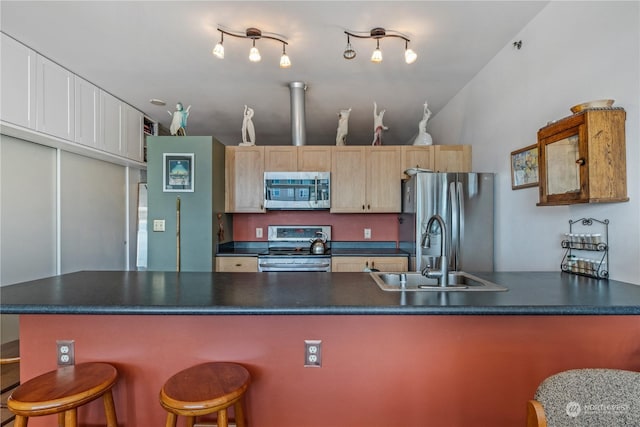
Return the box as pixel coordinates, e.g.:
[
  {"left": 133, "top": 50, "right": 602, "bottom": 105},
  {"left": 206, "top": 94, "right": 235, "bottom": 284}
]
[{"left": 231, "top": 212, "right": 399, "bottom": 242}]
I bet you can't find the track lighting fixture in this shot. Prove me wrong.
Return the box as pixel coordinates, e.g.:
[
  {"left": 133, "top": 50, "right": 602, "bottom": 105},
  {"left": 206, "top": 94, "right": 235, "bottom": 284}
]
[
  {"left": 343, "top": 27, "right": 417, "bottom": 64},
  {"left": 213, "top": 27, "right": 291, "bottom": 68}
]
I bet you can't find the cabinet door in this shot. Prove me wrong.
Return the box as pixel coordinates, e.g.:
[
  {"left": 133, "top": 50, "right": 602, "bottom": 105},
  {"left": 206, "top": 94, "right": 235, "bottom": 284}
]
[
  {"left": 100, "top": 90, "right": 123, "bottom": 156},
  {"left": 298, "top": 146, "right": 332, "bottom": 171},
  {"left": 225, "top": 146, "right": 265, "bottom": 212},
  {"left": 367, "top": 147, "right": 401, "bottom": 212},
  {"left": 123, "top": 104, "right": 143, "bottom": 162},
  {"left": 331, "top": 257, "right": 368, "bottom": 272},
  {"left": 74, "top": 76, "right": 100, "bottom": 148},
  {"left": 401, "top": 146, "right": 435, "bottom": 178},
  {"left": 369, "top": 257, "right": 408, "bottom": 272},
  {"left": 331, "top": 147, "right": 367, "bottom": 212},
  {"left": 265, "top": 146, "right": 297, "bottom": 171},
  {"left": 1, "top": 34, "right": 36, "bottom": 129},
  {"left": 434, "top": 145, "right": 471, "bottom": 172},
  {"left": 36, "top": 55, "right": 74, "bottom": 140},
  {"left": 215, "top": 256, "right": 258, "bottom": 272}
]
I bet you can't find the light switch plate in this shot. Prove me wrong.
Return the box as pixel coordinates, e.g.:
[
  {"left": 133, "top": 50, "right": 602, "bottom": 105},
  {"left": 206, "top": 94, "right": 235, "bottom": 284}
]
[{"left": 153, "top": 219, "right": 165, "bottom": 232}]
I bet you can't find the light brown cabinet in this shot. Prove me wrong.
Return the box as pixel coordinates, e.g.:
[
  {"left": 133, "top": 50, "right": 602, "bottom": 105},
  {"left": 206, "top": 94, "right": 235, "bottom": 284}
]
[
  {"left": 215, "top": 256, "right": 258, "bottom": 272},
  {"left": 401, "top": 145, "right": 472, "bottom": 178},
  {"left": 264, "top": 146, "right": 297, "bottom": 171},
  {"left": 331, "top": 256, "right": 408, "bottom": 272},
  {"left": 537, "top": 109, "right": 627, "bottom": 206},
  {"left": 331, "top": 146, "right": 401, "bottom": 213},
  {"left": 225, "top": 146, "right": 265, "bottom": 212},
  {"left": 298, "top": 146, "right": 332, "bottom": 171}
]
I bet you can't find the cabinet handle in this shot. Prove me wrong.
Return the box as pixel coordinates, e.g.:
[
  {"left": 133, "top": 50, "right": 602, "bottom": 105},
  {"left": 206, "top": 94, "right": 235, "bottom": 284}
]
[
  {"left": 576, "top": 158, "right": 585, "bottom": 165},
  {"left": 362, "top": 205, "right": 365, "bottom": 210},
  {"left": 367, "top": 204, "right": 370, "bottom": 210}
]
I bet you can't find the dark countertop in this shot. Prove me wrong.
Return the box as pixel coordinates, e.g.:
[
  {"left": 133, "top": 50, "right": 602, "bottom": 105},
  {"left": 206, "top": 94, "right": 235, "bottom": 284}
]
[
  {"left": 216, "top": 241, "right": 409, "bottom": 257},
  {"left": 1, "top": 271, "right": 639, "bottom": 315}
]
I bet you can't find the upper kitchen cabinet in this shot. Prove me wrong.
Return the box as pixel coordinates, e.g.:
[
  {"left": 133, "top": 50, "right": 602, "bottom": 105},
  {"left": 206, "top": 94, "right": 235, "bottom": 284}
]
[
  {"left": 331, "top": 146, "right": 401, "bottom": 213},
  {"left": 265, "top": 146, "right": 297, "bottom": 171},
  {"left": 225, "top": 146, "right": 265, "bottom": 213},
  {"left": 434, "top": 145, "right": 471, "bottom": 172},
  {"left": 264, "top": 146, "right": 332, "bottom": 171},
  {"left": 298, "top": 146, "right": 332, "bottom": 171},
  {"left": 36, "top": 55, "right": 75, "bottom": 141},
  {"left": 100, "top": 90, "right": 123, "bottom": 156},
  {"left": 1, "top": 33, "right": 36, "bottom": 129},
  {"left": 537, "top": 109, "right": 628, "bottom": 206},
  {"left": 123, "top": 104, "right": 144, "bottom": 162},
  {"left": 401, "top": 146, "right": 435, "bottom": 178},
  {"left": 74, "top": 76, "right": 100, "bottom": 148}
]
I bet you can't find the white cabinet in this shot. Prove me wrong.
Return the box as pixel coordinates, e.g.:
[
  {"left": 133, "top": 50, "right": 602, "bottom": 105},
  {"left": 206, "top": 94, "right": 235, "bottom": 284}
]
[
  {"left": 36, "top": 55, "right": 74, "bottom": 140},
  {"left": 100, "top": 90, "right": 123, "bottom": 156},
  {"left": 123, "top": 104, "right": 143, "bottom": 162},
  {"left": 74, "top": 76, "right": 100, "bottom": 148},
  {"left": 1, "top": 33, "right": 36, "bottom": 129}
]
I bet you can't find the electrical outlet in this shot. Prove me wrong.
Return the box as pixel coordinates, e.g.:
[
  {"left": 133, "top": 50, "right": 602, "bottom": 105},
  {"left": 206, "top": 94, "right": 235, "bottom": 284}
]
[
  {"left": 304, "top": 340, "right": 322, "bottom": 367},
  {"left": 256, "top": 227, "right": 263, "bottom": 238},
  {"left": 56, "top": 340, "right": 75, "bottom": 366},
  {"left": 364, "top": 228, "right": 372, "bottom": 239}
]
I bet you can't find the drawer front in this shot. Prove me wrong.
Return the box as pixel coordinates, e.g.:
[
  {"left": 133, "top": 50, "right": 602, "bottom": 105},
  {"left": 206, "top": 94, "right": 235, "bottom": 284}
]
[{"left": 216, "top": 257, "right": 258, "bottom": 272}]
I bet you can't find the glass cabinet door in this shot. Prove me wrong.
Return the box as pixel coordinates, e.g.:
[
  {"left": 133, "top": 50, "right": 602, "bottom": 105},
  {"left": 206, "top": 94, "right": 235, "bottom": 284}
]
[{"left": 545, "top": 133, "right": 580, "bottom": 196}]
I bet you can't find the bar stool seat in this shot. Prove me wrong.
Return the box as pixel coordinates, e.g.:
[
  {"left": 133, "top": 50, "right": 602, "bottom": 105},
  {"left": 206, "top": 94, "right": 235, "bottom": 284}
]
[
  {"left": 160, "top": 362, "right": 250, "bottom": 427},
  {"left": 7, "top": 362, "right": 118, "bottom": 427}
]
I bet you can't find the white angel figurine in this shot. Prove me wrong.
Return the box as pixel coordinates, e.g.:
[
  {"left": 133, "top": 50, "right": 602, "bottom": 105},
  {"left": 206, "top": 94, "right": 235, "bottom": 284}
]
[
  {"left": 413, "top": 102, "right": 433, "bottom": 145},
  {"left": 240, "top": 105, "right": 256, "bottom": 146},
  {"left": 335, "top": 108, "right": 352, "bottom": 146},
  {"left": 371, "top": 102, "right": 388, "bottom": 145},
  {"left": 168, "top": 102, "right": 191, "bottom": 136}
]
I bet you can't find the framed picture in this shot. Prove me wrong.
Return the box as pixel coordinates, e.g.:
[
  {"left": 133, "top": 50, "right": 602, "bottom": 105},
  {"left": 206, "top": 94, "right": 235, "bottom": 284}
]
[
  {"left": 163, "top": 153, "right": 194, "bottom": 192},
  {"left": 511, "top": 144, "right": 539, "bottom": 190}
]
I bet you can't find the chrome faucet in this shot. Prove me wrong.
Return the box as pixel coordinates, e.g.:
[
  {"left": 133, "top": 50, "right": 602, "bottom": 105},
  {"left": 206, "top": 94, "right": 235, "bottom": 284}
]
[{"left": 421, "top": 214, "right": 448, "bottom": 287}]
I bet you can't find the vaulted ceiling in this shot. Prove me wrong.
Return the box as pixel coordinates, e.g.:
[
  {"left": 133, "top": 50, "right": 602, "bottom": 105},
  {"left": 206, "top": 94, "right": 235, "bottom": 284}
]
[{"left": 1, "top": 1, "right": 548, "bottom": 146}]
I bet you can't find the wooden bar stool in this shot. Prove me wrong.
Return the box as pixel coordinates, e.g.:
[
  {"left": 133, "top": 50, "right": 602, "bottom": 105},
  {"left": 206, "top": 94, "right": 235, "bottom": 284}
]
[
  {"left": 160, "top": 362, "right": 250, "bottom": 427},
  {"left": 7, "top": 362, "right": 118, "bottom": 427}
]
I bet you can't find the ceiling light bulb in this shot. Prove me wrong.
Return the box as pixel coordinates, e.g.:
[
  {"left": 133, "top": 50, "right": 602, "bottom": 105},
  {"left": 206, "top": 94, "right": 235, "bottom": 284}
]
[
  {"left": 343, "top": 35, "right": 356, "bottom": 60},
  {"left": 213, "top": 42, "right": 224, "bottom": 59},
  {"left": 249, "top": 45, "right": 261, "bottom": 62},
  {"left": 405, "top": 48, "right": 417, "bottom": 64},
  {"left": 371, "top": 47, "right": 383, "bottom": 63},
  {"left": 280, "top": 53, "right": 291, "bottom": 68}
]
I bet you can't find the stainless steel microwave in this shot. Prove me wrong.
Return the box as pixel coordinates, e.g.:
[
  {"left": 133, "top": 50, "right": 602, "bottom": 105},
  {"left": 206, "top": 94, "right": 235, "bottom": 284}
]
[{"left": 264, "top": 171, "right": 330, "bottom": 210}]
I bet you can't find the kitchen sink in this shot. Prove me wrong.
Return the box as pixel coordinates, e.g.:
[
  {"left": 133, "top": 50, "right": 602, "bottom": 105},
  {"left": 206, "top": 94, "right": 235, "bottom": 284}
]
[{"left": 370, "top": 271, "right": 508, "bottom": 292}]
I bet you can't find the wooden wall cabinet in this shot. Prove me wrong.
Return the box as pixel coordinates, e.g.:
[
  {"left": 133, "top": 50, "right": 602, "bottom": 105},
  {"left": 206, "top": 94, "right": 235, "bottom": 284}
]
[
  {"left": 297, "top": 146, "right": 332, "bottom": 171},
  {"left": 537, "top": 109, "right": 627, "bottom": 206},
  {"left": 401, "top": 145, "right": 472, "bottom": 179},
  {"left": 264, "top": 146, "right": 332, "bottom": 171},
  {"left": 331, "top": 256, "right": 408, "bottom": 272},
  {"left": 225, "top": 146, "right": 265, "bottom": 213},
  {"left": 331, "top": 146, "right": 401, "bottom": 213}
]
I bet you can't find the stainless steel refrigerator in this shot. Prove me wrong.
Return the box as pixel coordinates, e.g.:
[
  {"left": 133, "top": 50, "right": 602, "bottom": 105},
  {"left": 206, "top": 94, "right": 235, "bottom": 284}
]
[{"left": 399, "top": 172, "right": 494, "bottom": 272}]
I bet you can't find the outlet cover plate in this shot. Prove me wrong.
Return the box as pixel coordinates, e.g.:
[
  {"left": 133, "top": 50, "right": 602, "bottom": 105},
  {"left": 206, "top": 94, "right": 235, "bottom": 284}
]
[{"left": 304, "top": 339, "right": 322, "bottom": 367}]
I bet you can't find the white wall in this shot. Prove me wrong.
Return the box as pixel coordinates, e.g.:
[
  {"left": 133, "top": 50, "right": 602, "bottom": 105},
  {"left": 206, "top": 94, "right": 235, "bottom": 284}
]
[{"left": 429, "top": 1, "right": 639, "bottom": 283}]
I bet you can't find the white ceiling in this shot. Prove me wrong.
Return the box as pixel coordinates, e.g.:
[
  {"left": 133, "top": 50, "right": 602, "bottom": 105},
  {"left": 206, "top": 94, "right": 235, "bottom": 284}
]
[{"left": 1, "top": 1, "right": 548, "bottom": 146}]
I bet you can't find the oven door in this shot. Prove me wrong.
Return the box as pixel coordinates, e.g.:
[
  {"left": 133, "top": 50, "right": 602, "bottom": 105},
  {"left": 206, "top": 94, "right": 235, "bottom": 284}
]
[{"left": 258, "top": 256, "right": 331, "bottom": 272}]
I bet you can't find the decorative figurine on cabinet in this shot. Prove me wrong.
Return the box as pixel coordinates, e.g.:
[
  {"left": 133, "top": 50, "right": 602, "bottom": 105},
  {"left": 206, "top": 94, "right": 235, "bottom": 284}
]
[
  {"left": 413, "top": 101, "right": 433, "bottom": 145},
  {"left": 240, "top": 105, "right": 256, "bottom": 146},
  {"left": 168, "top": 102, "right": 191, "bottom": 136},
  {"left": 336, "top": 108, "right": 352, "bottom": 146},
  {"left": 371, "top": 102, "right": 388, "bottom": 145}
]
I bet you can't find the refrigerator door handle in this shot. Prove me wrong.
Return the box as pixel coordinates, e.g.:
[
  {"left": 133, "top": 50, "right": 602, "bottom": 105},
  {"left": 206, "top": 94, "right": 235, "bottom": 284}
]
[
  {"left": 456, "top": 181, "right": 465, "bottom": 271},
  {"left": 449, "top": 181, "right": 458, "bottom": 270}
]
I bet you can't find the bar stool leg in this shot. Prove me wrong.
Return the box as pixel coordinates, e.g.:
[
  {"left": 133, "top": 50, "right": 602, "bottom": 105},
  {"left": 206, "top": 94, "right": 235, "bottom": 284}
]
[
  {"left": 165, "top": 412, "right": 178, "bottom": 427},
  {"left": 235, "top": 400, "right": 246, "bottom": 427},
  {"left": 186, "top": 416, "right": 196, "bottom": 427},
  {"left": 103, "top": 389, "right": 118, "bottom": 427},
  {"left": 58, "top": 412, "right": 65, "bottom": 426},
  {"left": 64, "top": 408, "right": 78, "bottom": 426},
  {"left": 13, "top": 415, "right": 27, "bottom": 427},
  {"left": 217, "top": 409, "right": 228, "bottom": 427}
]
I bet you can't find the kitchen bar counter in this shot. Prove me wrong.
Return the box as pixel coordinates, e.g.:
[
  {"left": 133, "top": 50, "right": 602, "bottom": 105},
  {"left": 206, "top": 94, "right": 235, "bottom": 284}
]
[{"left": 2, "top": 270, "right": 639, "bottom": 315}]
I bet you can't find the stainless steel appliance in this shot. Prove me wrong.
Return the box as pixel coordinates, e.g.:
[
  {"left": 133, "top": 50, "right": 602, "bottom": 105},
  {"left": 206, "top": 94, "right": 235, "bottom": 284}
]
[
  {"left": 264, "top": 172, "right": 330, "bottom": 210},
  {"left": 258, "top": 225, "right": 332, "bottom": 272},
  {"left": 399, "top": 172, "right": 494, "bottom": 272}
]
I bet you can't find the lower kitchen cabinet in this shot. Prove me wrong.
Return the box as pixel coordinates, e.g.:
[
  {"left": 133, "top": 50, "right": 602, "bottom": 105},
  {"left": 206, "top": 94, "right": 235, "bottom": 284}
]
[
  {"left": 331, "top": 256, "right": 408, "bottom": 272},
  {"left": 215, "top": 256, "right": 258, "bottom": 272}
]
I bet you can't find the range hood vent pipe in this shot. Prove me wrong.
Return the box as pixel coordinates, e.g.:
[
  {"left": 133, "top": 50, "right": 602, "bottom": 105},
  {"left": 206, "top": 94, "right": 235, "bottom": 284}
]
[{"left": 289, "top": 81, "right": 307, "bottom": 146}]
